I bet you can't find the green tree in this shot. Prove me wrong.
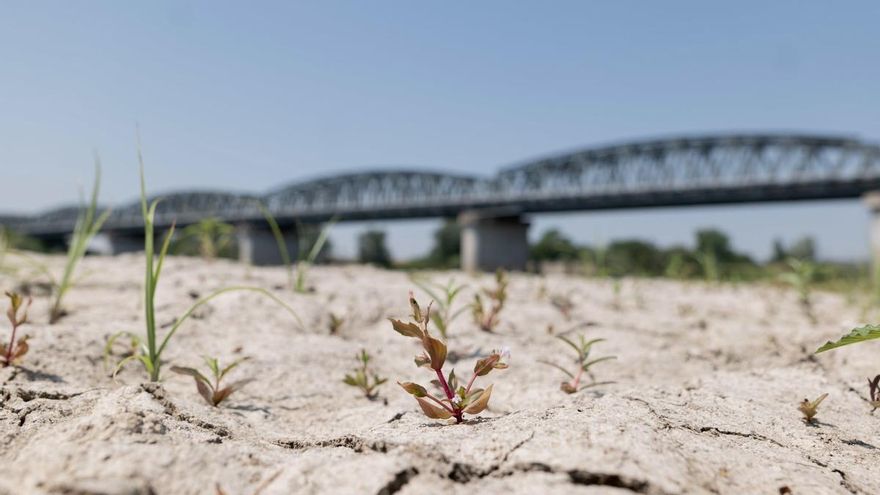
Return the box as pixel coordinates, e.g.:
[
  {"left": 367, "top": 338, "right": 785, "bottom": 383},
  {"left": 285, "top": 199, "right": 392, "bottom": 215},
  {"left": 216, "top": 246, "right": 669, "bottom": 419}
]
[
  {"left": 605, "top": 240, "right": 665, "bottom": 276},
  {"left": 358, "top": 229, "right": 392, "bottom": 268},
  {"left": 530, "top": 229, "right": 579, "bottom": 261},
  {"left": 427, "top": 220, "right": 460, "bottom": 267}
]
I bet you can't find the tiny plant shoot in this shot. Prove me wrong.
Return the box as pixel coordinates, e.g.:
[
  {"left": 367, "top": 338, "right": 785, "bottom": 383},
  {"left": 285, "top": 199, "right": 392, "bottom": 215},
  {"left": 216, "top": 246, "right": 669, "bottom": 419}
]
[
  {"left": 294, "top": 220, "right": 335, "bottom": 293},
  {"left": 411, "top": 276, "right": 467, "bottom": 339},
  {"left": 257, "top": 204, "right": 335, "bottom": 293},
  {"left": 342, "top": 349, "right": 387, "bottom": 399},
  {"left": 540, "top": 334, "right": 615, "bottom": 394},
  {"left": 109, "top": 141, "right": 303, "bottom": 382},
  {"left": 797, "top": 393, "right": 827, "bottom": 423},
  {"left": 393, "top": 293, "right": 508, "bottom": 423},
  {"left": 868, "top": 375, "right": 880, "bottom": 412},
  {"left": 49, "top": 159, "right": 111, "bottom": 323},
  {"left": 2, "top": 292, "right": 31, "bottom": 367},
  {"left": 471, "top": 269, "right": 508, "bottom": 332},
  {"left": 177, "top": 218, "right": 235, "bottom": 260},
  {"left": 779, "top": 258, "right": 817, "bottom": 324},
  {"left": 328, "top": 312, "right": 345, "bottom": 335},
  {"left": 171, "top": 356, "right": 252, "bottom": 407}
]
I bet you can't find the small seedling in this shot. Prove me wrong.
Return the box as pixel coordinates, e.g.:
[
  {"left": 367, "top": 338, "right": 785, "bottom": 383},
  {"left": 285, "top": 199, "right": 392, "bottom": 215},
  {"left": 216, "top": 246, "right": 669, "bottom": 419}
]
[
  {"left": 343, "top": 349, "right": 387, "bottom": 399},
  {"left": 540, "top": 334, "right": 615, "bottom": 393},
  {"left": 471, "top": 269, "right": 508, "bottom": 332},
  {"left": 259, "top": 205, "right": 335, "bottom": 294},
  {"left": 328, "top": 312, "right": 345, "bottom": 335},
  {"left": 411, "top": 276, "right": 467, "bottom": 339},
  {"left": 1, "top": 291, "right": 31, "bottom": 367},
  {"left": 177, "top": 218, "right": 235, "bottom": 260},
  {"left": 550, "top": 292, "right": 574, "bottom": 320},
  {"left": 47, "top": 160, "right": 111, "bottom": 323},
  {"left": 696, "top": 247, "right": 720, "bottom": 283},
  {"left": 394, "top": 293, "right": 508, "bottom": 423},
  {"left": 779, "top": 258, "right": 817, "bottom": 324},
  {"left": 868, "top": 375, "right": 880, "bottom": 412},
  {"left": 108, "top": 139, "right": 302, "bottom": 382},
  {"left": 611, "top": 278, "right": 622, "bottom": 310},
  {"left": 171, "top": 356, "right": 252, "bottom": 407},
  {"left": 797, "top": 393, "right": 828, "bottom": 423}
]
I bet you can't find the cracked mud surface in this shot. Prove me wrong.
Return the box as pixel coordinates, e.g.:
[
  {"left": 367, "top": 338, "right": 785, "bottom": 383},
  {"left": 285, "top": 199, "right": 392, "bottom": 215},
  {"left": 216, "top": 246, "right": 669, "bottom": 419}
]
[{"left": 0, "top": 254, "right": 878, "bottom": 494}]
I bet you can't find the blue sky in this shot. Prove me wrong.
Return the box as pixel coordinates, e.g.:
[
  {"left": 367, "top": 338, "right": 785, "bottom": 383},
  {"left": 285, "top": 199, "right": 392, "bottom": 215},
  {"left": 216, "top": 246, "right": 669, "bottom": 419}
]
[{"left": 1, "top": 1, "right": 878, "bottom": 261}]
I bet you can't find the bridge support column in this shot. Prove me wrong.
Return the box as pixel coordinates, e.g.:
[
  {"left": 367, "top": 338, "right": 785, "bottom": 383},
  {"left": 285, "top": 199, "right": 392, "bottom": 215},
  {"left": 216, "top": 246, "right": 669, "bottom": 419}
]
[
  {"left": 90, "top": 232, "right": 144, "bottom": 255},
  {"left": 459, "top": 211, "right": 530, "bottom": 272},
  {"left": 236, "top": 224, "right": 298, "bottom": 266},
  {"left": 865, "top": 192, "right": 880, "bottom": 283}
]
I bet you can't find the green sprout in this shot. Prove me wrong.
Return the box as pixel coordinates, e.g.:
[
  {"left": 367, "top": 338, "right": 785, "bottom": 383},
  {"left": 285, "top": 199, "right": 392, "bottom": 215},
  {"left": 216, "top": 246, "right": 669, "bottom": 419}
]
[
  {"left": 294, "top": 220, "right": 335, "bottom": 293},
  {"left": 394, "top": 293, "right": 508, "bottom": 423},
  {"left": 696, "top": 247, "right": 719, "bottom": 283},
  {"left": 1, "top": 292, "right": 31, "bottom": 367},
  {"left": 540, "top": 334, "right": 615, "bottom": 394},
  {"left": 48, "top": 160, "right": 111, "bottom": 323},
  {"left": 779, "top": 257, "right": 817, "bottom": 324},
  {"left": 108, "top": 143, "right": 303, "bottom": 382},
  {"left": 258, "top": 204, "right": 335, "bottom": 293},
  {"left": 343, "top": 349, "right": 387, "bottom": 399},
  {"left": 176, "top": 218, "right": 235, "bottom": 260},
  {"left": 411, "top": 276, "right": 467, "bottom": 339},
  {"left": 328, "top": 312, "right": 345, "bottom": 335},
  {"left": 171, "top": 356, "right": 252, "bottom": 407},
  {"left": 797, "top": 393, "right": 827, "bottom": 423},
  {"left": 611, "top": 278, "right": 622, "bottom": 310},
  {"left": 471, "top": 269, "right": 508, "bottom": 332}
]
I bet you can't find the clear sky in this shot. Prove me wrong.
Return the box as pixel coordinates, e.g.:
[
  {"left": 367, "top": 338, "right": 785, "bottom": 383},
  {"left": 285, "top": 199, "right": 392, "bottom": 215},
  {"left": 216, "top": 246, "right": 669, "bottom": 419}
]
[{"left": 1, "top": 1, "right": 878, "bottom": 261}]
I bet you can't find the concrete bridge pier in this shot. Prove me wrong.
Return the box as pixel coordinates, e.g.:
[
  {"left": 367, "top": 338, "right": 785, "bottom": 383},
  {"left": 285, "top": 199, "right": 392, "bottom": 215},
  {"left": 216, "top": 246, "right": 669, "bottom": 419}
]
[
  {"left": 236, "top": 223, "right": 298, "bottom": 266},
  {"left": 90, "top": 232, "right": 145, "bottom": 255},
  {"left": 459, "top": 210, "right": 530, "bottom": 272},
  {"left": 864, "top": 192, "right": 880, "bottom": 282}
]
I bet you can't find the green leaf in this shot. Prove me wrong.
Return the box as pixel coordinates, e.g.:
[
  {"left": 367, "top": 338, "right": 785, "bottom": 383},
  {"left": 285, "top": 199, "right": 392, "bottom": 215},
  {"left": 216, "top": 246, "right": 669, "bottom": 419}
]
[
  {"left": 537, "top": 359, "right": 575, "bottom": 379},
  {"left": 816, "top": 325, "right": 880, "bottom": 353},
  {"left": 582, "top": 356, "right": 616, "bottom": 371}
]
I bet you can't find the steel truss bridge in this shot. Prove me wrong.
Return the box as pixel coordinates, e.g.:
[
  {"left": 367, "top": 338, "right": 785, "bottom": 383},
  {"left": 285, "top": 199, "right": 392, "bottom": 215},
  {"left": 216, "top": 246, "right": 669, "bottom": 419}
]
[{"left": 6, "top": 133, "right": 880, "bottom": 237}]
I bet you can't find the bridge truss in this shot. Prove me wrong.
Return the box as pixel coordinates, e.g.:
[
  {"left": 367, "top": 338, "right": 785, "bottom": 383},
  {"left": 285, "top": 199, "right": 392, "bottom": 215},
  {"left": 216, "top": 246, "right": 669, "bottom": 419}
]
[{"left": 8, "top": 133, "right": 880, "bottom": 235}]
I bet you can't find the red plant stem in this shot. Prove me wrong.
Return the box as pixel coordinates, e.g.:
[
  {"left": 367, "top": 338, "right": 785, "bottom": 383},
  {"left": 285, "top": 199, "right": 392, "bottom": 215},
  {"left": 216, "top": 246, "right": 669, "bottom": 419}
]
[
  {"left": 570, "top": 365, "right": 584, "bottom": 390},
  {"left": 435, "top": 368, "right": 454, "bottom": 400},
  {"left": 4, "top": 322, "right": 18, "bottom": 366},
  {"left": 465, "top": 373, "right": 478, "bottom": 395},
  {"left": 435, "top": 368, "right": 463, "bottom": 422}
]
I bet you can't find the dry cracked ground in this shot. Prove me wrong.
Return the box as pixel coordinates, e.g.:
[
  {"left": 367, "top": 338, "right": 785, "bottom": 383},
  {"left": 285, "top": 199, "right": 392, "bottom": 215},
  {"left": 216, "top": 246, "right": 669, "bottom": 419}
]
[{"left": 0, "top": 254, "right": 878, "bottom": 494}]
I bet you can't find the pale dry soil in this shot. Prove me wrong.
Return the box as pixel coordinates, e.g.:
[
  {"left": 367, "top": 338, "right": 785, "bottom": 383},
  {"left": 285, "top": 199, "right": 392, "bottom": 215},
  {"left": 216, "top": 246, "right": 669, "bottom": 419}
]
[{"left": 0, "top": 254, "right": 878, "bottom": 495}]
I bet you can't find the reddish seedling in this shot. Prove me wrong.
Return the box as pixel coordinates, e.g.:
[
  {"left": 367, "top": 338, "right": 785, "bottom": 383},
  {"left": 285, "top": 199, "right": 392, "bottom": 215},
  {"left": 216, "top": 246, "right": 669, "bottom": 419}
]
[
  {"left": 868, "top": 375, "right": 880, "bottom": 412},
  {"left": 2, "top": 291, "right": 31, "bottom": 367},
  {"left": 171, "top": 356, "right": 252, "bottom": 407},
  {"left": 394, "top": 293, "right": 508, "bottom": 423},
  {"left": 471, "top": 269, "right": 508, "bottom": 332}
]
